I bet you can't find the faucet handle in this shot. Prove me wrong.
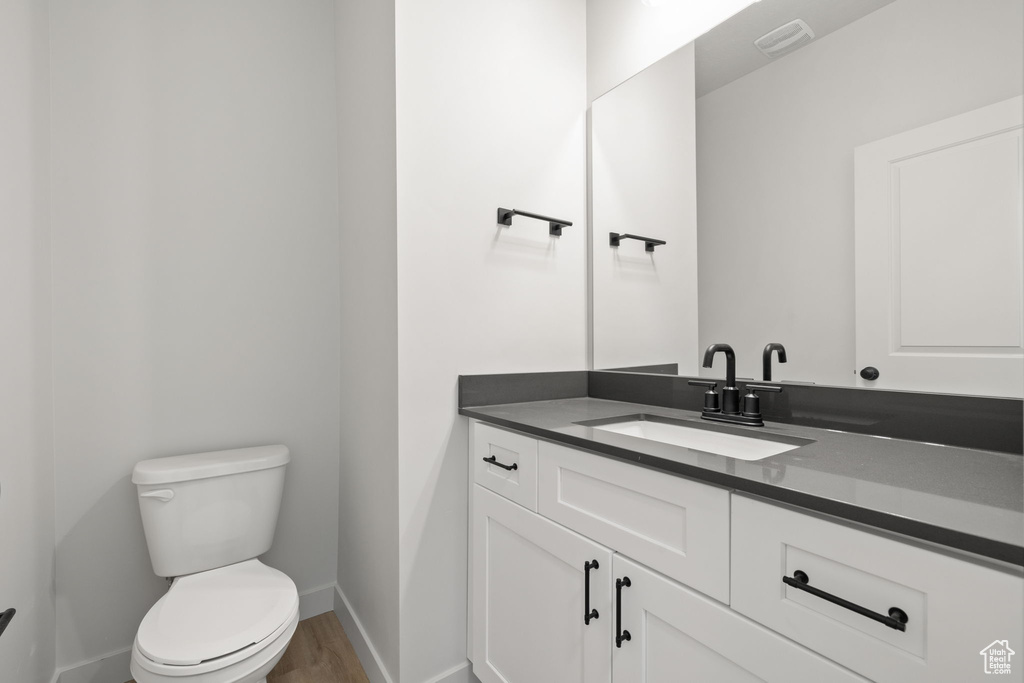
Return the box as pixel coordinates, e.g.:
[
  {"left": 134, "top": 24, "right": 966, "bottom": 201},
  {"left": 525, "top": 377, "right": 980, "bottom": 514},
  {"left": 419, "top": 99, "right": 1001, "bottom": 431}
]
[
  {"left": 744, "top": 383, "right": 782, "bottom": 393},
  {"left": 741, "top": 383, "right": 782, "bottom": 419},
  {"left": 688, "top": 379, "right": 720, "bottom": 413}
]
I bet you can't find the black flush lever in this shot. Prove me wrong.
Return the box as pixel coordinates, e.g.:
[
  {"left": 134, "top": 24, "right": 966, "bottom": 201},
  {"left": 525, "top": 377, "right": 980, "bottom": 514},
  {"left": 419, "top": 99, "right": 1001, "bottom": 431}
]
[{"left": 0, "top": 608, "right": 15, "bottom": 639}]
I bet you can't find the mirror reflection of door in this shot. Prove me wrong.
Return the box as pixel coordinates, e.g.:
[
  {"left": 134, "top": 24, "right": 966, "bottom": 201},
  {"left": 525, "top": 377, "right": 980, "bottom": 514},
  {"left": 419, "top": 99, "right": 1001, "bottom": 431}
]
[{"left": 854, "top": 97, "right": 1023, "bottom": 398}]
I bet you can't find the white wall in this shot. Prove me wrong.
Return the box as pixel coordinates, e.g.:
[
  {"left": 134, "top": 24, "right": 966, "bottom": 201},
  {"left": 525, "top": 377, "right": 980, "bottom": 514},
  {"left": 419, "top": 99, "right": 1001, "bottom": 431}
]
[
  {"left": 336, "top": 0, "right": 401, "bottom": 679},
  {"left": 591, "top": 45, "right": 699, "bottom": 373},
  {"left": 49, "top": 0, "right": 341, "bottom": 670},
  {"left": 587, "top": 0, "right": 754, "bottom": 102},
  {"left": 394, "top": 0, "right": 587, "bottom": 679},
  {"left": 696, "top": 0, "right": 1024, "bottom": 385},
  {"left": 0, "top": 1, "right": 55, "bottom": 681}
]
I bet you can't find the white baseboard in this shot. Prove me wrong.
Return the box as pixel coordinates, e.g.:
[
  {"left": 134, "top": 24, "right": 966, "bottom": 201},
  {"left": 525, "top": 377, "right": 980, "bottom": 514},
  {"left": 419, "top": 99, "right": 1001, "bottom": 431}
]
[
  {"left": 426, "top": 660, "right": 482, "bottom": 683},
  {"left": 332, "top": 584, "right": 395, "bottom": 683},
  {"left": 298, "top": 582, "right": 336, "bottom": 620},
  {"left": 53, "top": 647, "right": 131, "bottom": 683},
  {"left": 52, "top": 583, "right": 338, "bottom": 683},
  {"left": 331, "top": 584, "right": 481, "bottom": 683}
]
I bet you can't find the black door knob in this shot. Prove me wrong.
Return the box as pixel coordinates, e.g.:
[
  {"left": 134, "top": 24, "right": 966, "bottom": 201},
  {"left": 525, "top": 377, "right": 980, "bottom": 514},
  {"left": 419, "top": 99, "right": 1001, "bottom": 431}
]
[{"left": 860, "top": 366, "right": 880, "bottom": 381}]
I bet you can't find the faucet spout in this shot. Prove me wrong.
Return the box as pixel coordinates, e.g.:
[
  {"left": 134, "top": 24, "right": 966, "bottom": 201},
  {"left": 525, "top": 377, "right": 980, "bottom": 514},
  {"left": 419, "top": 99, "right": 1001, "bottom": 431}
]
[
  {"left": 703, "top": 343, "right": 736, "bottom": 388},
  {"left": 762, "top": 343, "right": 787, "bottom": 382}
]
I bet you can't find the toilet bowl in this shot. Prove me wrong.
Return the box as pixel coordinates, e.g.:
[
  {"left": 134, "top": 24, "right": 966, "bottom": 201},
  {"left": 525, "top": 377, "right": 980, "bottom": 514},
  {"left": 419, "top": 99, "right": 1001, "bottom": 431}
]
[{"left": 131, "top": 446, "right": 297, "bottom": 683}]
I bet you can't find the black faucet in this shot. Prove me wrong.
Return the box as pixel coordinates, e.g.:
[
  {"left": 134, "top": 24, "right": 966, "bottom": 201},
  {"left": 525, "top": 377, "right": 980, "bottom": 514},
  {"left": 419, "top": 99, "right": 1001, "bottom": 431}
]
[
  {"left": 703, "top": 343, "right": 739, "bottom": 414},
  {"left": 688, "top": 343, "right": 782, "bottom": 427},
  {"left": 762, "top": 343, "right": 787, "bottom": 382}
]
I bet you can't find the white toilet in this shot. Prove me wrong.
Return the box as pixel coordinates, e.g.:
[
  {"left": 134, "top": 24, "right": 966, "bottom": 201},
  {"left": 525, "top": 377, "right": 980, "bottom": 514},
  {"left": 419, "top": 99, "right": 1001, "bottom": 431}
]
[{"left": 130, "top": 445, "right": 299, "bottom": 683}]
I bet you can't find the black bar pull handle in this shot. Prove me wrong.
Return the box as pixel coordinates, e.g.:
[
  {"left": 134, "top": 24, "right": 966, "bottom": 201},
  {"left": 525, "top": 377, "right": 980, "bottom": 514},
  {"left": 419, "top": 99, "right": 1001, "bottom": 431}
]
[
  {"left": 482, "top": 455, "right": 518, "bottom": 471},
  {"left": 0, "top": 608, "right": 15, "bottom": 639},
  {"left": 584, "top": 560, "right": 599, "bottom": 625},
  {"left": 615, "top": 577, "right": 632, "bottom": 647},
  {"left": 497, "top": 207, "right": 572, "bottom": 236},
  {"left": 783, "top": 570, "right": 908, "bottom": 632}
]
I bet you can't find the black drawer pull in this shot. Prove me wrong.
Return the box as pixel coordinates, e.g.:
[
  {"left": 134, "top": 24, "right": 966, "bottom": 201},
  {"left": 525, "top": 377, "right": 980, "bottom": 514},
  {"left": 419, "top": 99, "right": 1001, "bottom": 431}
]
[
  {"left": 584, "top": 560, "right": 599, "bottom": 625},
  {"left": 482, "top": 455, "right": 518, "bottom": 471},
  {"left": 783, "top": 570, "right": 908, "bottom": 632},
  {"left": 615, "top": 577, "right": 631, "bottom": 647}
]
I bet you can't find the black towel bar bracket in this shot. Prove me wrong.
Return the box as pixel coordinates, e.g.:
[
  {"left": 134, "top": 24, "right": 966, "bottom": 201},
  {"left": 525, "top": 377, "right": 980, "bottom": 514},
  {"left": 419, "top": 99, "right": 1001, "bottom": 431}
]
[
  {"left": 609, "top": 232, "right": 667, "bottom": 252},
  {"left": 497, "top": 207, "right": 572, "bottom": 236}
]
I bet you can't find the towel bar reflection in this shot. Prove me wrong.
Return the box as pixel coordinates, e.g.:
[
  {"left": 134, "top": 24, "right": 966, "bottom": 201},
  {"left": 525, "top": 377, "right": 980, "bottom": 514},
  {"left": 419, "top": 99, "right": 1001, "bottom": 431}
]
[
  {"left": 497, "top": 207, "right": 573, "bottom": 236},
  {"left": 609, "top": 232, "right": 667, "bottom": 252}
]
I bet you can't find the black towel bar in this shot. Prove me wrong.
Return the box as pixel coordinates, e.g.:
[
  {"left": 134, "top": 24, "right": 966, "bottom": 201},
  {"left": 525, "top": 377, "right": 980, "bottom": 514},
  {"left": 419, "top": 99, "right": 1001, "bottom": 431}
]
[
  {"left": 497, "top": 207, "right": 572, "bottom": 236},
  {"left": 609, "top": 232, "right": 667, "bottom": 252}
]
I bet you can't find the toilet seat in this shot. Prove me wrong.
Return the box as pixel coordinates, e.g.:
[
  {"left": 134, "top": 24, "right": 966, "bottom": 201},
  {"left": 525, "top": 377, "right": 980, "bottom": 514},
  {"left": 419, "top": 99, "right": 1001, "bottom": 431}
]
[
  {"left": 131, "top": 603, "right": 298, "bottom": 681},
  {"left": 136, "top": 559, "right": 298, "bottom": 667}
]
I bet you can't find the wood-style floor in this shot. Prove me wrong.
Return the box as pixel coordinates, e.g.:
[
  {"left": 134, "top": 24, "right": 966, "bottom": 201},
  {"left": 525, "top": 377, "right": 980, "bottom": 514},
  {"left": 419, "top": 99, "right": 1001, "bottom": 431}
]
[
  {"left": 127, "top": 612, "right": 369, "bottom": 683},
  {"left": 268, "top": 612, "right": 369, "bottom": 683}
]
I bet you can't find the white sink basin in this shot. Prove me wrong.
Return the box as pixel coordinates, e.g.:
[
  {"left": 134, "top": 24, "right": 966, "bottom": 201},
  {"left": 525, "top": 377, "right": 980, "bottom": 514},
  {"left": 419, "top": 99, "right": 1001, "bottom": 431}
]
[{"left": 589, "top": 416, "right": 805, "bottom": 461}]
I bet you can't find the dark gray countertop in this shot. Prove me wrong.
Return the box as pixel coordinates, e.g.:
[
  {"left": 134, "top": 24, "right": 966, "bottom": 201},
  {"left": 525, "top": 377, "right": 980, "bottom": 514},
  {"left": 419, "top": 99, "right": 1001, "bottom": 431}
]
[{"left": 460, "top": 397, "right": 1024, "bottom": 566}]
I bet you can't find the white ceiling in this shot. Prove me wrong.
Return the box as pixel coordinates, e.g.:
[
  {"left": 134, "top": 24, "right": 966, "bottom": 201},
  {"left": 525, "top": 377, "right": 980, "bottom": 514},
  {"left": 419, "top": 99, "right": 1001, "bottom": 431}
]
[{"left": 695, "top": 0, "right": 898, "bottom": 97}]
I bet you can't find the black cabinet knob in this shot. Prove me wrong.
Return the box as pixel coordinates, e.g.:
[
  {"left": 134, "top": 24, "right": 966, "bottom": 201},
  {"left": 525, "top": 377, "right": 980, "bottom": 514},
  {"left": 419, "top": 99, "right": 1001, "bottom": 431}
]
[{"left": 860, "top": 366, "right": 880, "bottom": 381}]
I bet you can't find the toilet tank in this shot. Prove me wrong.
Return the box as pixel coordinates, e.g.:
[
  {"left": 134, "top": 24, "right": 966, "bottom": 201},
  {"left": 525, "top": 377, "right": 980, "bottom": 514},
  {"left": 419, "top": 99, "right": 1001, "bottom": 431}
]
[{"left": 132, "top": 445, "right": 290, "bottom": 577}]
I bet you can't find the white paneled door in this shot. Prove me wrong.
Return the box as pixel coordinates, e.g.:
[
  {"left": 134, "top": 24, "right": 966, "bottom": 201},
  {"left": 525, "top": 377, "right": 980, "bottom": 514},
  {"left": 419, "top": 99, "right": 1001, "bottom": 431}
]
[
  {"left": 472, "top": 486, "right": 613, "bottom": 683},
  {"left": 854, "top": 96, "right": 1023, "bottom": 397}
]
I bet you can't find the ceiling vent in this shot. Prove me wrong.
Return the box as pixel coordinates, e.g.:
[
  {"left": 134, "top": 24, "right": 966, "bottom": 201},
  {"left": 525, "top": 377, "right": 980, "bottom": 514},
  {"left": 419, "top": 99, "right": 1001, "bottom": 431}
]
[{"left": 754, "top": 19, "right": 815, "bottom": 58}]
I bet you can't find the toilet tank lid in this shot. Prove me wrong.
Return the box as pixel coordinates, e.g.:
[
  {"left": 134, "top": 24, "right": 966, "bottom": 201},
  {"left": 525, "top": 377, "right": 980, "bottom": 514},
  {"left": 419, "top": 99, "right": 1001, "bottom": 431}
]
[{"left": 132, "top": 445, "right": 290, "bottom": 485}]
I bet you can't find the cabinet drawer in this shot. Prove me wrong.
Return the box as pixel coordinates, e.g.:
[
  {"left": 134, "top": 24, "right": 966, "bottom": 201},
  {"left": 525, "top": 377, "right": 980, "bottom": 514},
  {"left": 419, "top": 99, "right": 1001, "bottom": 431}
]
[
  {"left": 538, "top": 441, "right": 730, "bottom": 603},
  {"left": 731, "top": 495, "right": 1024, "bottom": 683},
  {"left": 472, "top": 422, "right": 538, "bottom": 511}
]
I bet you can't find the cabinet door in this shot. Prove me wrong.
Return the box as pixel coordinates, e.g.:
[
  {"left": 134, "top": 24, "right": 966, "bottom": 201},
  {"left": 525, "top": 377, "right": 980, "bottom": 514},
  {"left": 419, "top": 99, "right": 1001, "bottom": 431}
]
[
  {"left": 612, "top": 555, "right": 867, "bottom": 683},
  {"left": 472, "top": 485, "right": 613, "bottom": 683}
]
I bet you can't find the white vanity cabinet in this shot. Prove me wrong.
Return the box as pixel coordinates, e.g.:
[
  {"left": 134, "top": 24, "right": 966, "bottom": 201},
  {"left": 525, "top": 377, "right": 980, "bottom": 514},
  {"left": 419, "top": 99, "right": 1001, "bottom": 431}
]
[{"left": 467, "top": 420, "right": 1020, "bottom": 683}]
